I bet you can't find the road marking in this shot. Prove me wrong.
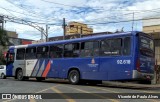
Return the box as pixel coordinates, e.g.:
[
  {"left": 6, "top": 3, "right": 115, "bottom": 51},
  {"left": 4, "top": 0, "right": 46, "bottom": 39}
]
[
  {"left": 89, "top": 86, "right": 120, "bottom": 93},
  {"left": 51, "top": 86, "right": 76, "bottom": 102},
  {"left": 35, "top": 84, "right": 60, "bottom": 93},
  {"left": 3, "top": 84, "right": 60, "bottom": 102},
  {"left": 61, "top": 85, "right": 119, "bottom": 102},
  {"left": 30, "top": 99, "right": 36, "bottom": 102}
]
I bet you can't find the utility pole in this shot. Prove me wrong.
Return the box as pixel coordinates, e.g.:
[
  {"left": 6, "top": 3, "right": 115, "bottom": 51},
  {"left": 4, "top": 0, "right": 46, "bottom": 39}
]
[
  {"left": 80, "top": 26, "right": 82, "bottom": 38},
  {"left": 0, "top": 16, "right": 4, "bottom": 29},
  {"left": 46, "top": 24, "right": 48, "bottom": 42},
  {"left": 132, "top": 12, "right": 134, "bottom": 31},
  {"left": 41, "top": 27, "right": 44, "bottom": 41},
  {"left": 63, "top": 18, "right": 66, "bottom": 40}
]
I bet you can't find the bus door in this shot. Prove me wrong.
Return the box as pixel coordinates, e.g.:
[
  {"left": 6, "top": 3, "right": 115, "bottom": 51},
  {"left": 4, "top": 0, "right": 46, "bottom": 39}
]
[
  {"left": 6, "top": 50, "right": 15, "bottom": 76},
  {"left": 15, "top": 48, "right": 26, "bottom": 76}
]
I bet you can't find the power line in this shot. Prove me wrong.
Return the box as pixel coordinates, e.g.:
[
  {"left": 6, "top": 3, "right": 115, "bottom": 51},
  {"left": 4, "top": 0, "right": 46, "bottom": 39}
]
[
  {"left": 40, "top": 0, "right": 84, "bottom": 8},
  {"left": 85, "top": 8, "right": 160, "bottom": 23},
  {"left": 6, "top": 0, "right": 62, "bottom": 21},
  {"left": 6, "top": 0, "right": 46, "bottom": 19},
  {"left": 0, "top": 6, "right": 49, "bottom": 24},
  {"left": 86, "top": 17, "right": 160, "bottom": 25}
]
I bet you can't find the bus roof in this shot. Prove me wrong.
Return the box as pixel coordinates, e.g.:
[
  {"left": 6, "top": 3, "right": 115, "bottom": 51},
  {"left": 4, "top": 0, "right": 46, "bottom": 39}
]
[{"left": 9, "top": 31, "right": 141, "bottom": 49}]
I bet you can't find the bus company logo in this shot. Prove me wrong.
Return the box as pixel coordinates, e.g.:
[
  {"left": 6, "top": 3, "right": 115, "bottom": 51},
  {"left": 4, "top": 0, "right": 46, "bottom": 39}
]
[
  {"left": 88, "top": 58, "right": 98, "bottom": 67},
  {"left": 2, "top": 94, "right": 11, "bottom": 99},
  {"left": 27, "top": 61, "right": 34, "bottom": 65},
  {"left": 91, "top": 58, "right": 95, "bottom": 64}
]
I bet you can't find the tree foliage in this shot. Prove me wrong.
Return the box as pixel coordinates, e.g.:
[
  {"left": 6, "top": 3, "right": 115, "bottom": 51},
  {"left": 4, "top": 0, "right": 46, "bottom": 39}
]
[
  {"left": 0, "top": 50, "right": 6, "bottom": 65},
  {"left": 0, "top": 28, "right": 9, "bottom": 48}
]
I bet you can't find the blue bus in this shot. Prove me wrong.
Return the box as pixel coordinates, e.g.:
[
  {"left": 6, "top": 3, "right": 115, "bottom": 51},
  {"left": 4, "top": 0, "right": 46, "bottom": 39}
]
[{"left": 5, "top": 31, "right": 155, "bottom": 84}]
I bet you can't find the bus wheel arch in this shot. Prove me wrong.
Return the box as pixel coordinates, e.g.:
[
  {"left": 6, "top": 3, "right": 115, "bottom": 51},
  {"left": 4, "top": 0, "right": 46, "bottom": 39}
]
[{"left": 68, "top": 68, "right": 81, "bottom": 85}]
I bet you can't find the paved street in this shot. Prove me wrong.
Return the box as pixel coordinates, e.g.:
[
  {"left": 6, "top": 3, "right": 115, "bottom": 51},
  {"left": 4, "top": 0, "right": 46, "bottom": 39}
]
[{"left": 0, "top": 78, "right": 160, "bottom": 102}]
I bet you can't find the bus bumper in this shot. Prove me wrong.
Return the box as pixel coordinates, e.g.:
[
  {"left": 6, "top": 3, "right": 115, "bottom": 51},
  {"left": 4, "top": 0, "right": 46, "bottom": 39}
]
[{"left": 132, "top": 70, "right": 154, "bottom": 80}]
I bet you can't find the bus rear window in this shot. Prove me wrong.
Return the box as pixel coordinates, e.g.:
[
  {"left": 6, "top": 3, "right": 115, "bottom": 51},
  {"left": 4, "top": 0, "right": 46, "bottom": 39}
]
[
  {"left": 140, "top": 36, "right": 154, "bottom": 57},
  {"left": 140, "top": 36, "right": 154, "bottom": 51}
]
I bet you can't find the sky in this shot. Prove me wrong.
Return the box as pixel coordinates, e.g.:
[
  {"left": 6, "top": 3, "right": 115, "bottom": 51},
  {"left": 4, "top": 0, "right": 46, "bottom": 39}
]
[{"left": 0, "top": 0, "right": 160, "bottom": 40}]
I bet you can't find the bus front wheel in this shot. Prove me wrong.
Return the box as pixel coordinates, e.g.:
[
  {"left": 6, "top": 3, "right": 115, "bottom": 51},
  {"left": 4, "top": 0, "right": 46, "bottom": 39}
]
[
  {"left": 1, "top": 73, "right": 6, "bottom": 79},
  {"left": 17, "top": 69, "right": 24, "bottom": 81},
  {"left": 68, "top": 70, "right": 80, "bottom": 85}
]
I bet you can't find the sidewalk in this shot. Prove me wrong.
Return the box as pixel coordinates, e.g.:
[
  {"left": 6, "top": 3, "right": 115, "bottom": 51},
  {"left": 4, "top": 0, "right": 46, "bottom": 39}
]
[{"left": 102, "top": 81, "right": 160, "bottom": 89}]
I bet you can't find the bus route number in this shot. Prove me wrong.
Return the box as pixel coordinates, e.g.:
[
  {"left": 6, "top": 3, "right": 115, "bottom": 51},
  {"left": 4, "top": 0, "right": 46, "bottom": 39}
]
[{"left": 117, "top": 60, "right": 131, "bottom": 64}]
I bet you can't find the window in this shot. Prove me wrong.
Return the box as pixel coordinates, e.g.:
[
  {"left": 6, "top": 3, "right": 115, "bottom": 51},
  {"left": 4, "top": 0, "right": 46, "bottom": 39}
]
[
  {"left": 50, "top": 45, "right": 63, "bottom": 58},
  {"left": 123, "top": 37, "right": 131, "bottom": 55},
  {"left": 64, "top": 43, "right": 80, "bottom": 57},
  {"left": 37, "top": 46, "right": 49, "bottom": 58},
  {"left": 100, "top": 38, "right": 122, "bottom": 56},
  {"left": 81, "top": 41, "right": 99, "bottom": 57},
  {"left": 26, "top": 47, "right": 36, "bottom": 59},
  {"left": 0, "top": 66, "right": 4, "bottom": 69},
  {"left": 16, "top": 49, "right": 25, "bottom": 60}
]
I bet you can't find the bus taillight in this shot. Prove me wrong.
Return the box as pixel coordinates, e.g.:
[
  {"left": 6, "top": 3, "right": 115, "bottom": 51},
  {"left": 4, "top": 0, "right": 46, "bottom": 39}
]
[{"left": 136, "top": 59, "right": 140, "bottom": 72}]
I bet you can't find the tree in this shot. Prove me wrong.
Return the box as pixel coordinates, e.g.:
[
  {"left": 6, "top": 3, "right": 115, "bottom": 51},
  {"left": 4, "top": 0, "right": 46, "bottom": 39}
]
[
  {"left": 0, "top": 28, "right": 9, "bottom": 65},
  {"left": 0, "top": 50, "right": 5, "bottom": 65},
  {"left": 0, "top": 28, "right": 9, "bottom": 48}
]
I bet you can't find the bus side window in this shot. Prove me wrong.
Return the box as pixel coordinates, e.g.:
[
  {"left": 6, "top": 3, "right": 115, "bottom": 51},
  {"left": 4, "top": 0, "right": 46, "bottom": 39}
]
[
  {"left": 72, "top": 43, "right": 80, "bottom": 57},
  {"left": 100, "top": 38, "right": 122, "bottom": 56},
  {"left": 64, "top": 43, "right": 80, "bottom": 58},
  {"left": 123, "top": 37, "right": 131, "bottom": 55},
  {"left": 16, "top": 49, "right": 25, "bottom": 60},
  {"left": 50, "top": 45, "right": 63, "bottom": 58},
  {"left": 26, "top": 47, "right": 36, "bottom": 59},
  {"left": 37, "top": 46, "right": 49, "bottom": 59},
  {"left": 64, "top": 44, "right": 73, "bottom": 57},
  {"left": 81, "top": 42, "right": 97, "bottom": 57},
  {"left": 110, "top": 38, "right": 122, "bottom": 55},
  {"left": 100, "top": 40, "right": 111, "bottom": 56},
  {"left": 93, "top": 41, "right": 99, "bottom": 56}
]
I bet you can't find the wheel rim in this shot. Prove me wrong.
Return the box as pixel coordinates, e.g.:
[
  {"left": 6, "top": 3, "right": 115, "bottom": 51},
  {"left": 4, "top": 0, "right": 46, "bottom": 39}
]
[
  {"left": 18, "top": 70, "right": 23, "bottom": 80},
  {"left": 70, "top": 73, "right": 77, "bottom": 83}
]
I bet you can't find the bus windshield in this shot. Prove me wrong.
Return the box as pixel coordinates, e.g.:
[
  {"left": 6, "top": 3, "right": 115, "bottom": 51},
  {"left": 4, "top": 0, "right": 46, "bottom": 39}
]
[{"left": 140, "top": 36, "right": 154, "bottom": 57}]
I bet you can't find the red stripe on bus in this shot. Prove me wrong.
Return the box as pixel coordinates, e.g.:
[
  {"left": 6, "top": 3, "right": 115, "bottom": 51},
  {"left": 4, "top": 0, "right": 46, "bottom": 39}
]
[{"left": 42, "top": 61, "right": 51, "bottom": 77}]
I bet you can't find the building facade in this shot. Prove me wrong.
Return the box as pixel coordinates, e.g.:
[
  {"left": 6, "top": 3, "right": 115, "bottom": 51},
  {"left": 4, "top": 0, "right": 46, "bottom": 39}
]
[{"left": 66, "top": 22, "right": 93, "bottom": 35}]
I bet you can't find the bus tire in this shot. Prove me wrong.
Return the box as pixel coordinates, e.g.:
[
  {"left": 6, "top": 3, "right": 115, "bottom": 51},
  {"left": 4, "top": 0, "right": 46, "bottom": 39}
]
[
  {"left": 36, "top": 77, "right": 45, "bottom": 81},
  {"left": 1, "top": 73, "right": 6, "bottom": 79},
  {"left": 68, "top": 70, "right": 80, "bottom": 85},
  {"left": 17, "top": 69, "right": 24, "bottom": 81}
]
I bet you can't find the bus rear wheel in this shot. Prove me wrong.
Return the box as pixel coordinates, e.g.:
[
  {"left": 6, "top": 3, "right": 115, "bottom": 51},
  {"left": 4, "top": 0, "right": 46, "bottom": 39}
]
[
  {"left": 68, "top": 70, "right": 80, "bottom": 85},
  {"left": 17, "top": 69, "right": 24, "bottom": 81}
]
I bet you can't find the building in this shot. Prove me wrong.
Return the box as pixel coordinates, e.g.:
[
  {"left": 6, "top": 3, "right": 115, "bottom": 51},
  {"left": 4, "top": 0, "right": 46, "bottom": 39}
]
[
  {"left": 0, "top": 30, "right": 33, "bottom": 53},
  {"left": 7, "top": 31, "right": 18, "bottom": 38},
  {"left": 143, "top": 19, "right": 160, "bottom": 65},
  {"left": 49, "top": 31, "right": 112, "bottom": 42},
  {"left": 66, "top": 21, "right": 93, "bottom": 35}
]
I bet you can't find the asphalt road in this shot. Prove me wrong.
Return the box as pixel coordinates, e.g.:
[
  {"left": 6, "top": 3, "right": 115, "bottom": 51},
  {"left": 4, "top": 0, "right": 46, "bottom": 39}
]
[{"left": 0, "top": 78, "right": 160, "bottom": 102}]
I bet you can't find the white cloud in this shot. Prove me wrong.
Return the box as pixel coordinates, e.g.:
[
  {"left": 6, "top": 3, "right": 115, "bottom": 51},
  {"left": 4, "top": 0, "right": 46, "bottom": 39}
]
[{"left": 0, "top": 0, "right": 159, "bottom": 40}]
